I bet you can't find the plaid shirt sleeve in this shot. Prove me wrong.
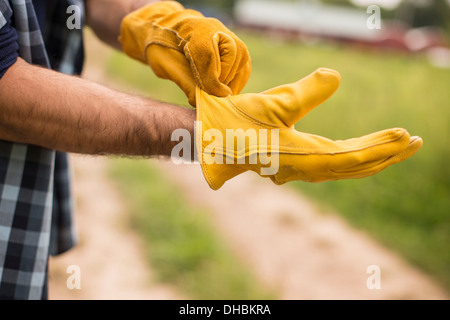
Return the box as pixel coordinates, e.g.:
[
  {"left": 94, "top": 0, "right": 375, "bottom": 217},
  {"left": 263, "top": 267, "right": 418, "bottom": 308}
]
[
  {"left": 0, "top": 0, "right": 11, "bottom": 29},
  {"left": 0, "top": 0, "right": 85, "bottom": 300},
  {"left": 0, "top": 0, "right": 18, "bottom": 78}
]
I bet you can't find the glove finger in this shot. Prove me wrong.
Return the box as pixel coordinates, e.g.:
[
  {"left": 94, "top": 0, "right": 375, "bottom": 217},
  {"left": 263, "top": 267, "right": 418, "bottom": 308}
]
[
  {"left": 231, "top": 68, "right": 341, "bottom": 128},
  {"left": 328, "top": 128, "right": 411, "bottom": 171},
  {"left": 185, "top": 40, "right": 233, "bottom": 98},
  {"left": 213, "top": 32, "right": 238, "bottom": 85},
  {"left": 217, "top": 32, "right": 252, "bottom": 94},
  {"left": 227, "top": 58, "right": 252, "bottom": 95},
  {"left": 269, "top": 68, "right": 341, "bottom": 126},
  {"left": 331, "top": 136, "right": 423, "bottom": 179},
  {"left": 147, "top": 45, "right": 197, "bottom": 106}
]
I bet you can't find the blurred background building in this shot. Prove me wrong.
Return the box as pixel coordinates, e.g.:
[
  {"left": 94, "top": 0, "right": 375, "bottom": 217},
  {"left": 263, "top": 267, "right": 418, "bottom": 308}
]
[{"left": 179, "top": 0, "right": 450, "bottom": 67}]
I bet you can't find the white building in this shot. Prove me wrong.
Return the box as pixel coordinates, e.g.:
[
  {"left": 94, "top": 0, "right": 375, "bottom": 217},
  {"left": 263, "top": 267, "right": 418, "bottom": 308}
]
[{"left": 234, "top": 0, "right": 383, "bottom": 42}]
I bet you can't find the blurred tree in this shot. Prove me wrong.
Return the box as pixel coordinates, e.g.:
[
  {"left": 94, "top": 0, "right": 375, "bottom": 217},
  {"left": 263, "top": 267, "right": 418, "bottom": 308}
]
[
  {"left": 178, "top": 0, "right": 237, "bottom": 21},
  {"left": 323, "top": 0, "right": 450, "bottom": 35},
  {"left": 396, "top": 0, "right": 450, "bottom": 31}
]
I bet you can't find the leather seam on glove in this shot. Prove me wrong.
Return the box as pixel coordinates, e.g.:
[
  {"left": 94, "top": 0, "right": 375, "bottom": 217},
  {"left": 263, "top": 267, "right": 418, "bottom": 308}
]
[
  {"left": 207, "top": 146, "right": 271, "bottom": 162},
  {"left": 184, "top": 43, "right": 205, "bottom": 92},
  {"left": 197, "top": 138, "right": 218, "bottom": 191},
  {"left": 330, "top": 156, "right": 393, "bottom": 174},
  {"left": 227, "top": 97, "right": 283, "bottom": 129},
  {"left": 207, "top": 130, "right": 405, "bottom": 159},
  {"left": 195, "top": 103, "right": 215, "bottom": 189},
  {"left": 148, "top": 23, "right": 187, "bottom": 50},
  {"left": 271, "top": 130, "right": 408, "bottom": 154}
]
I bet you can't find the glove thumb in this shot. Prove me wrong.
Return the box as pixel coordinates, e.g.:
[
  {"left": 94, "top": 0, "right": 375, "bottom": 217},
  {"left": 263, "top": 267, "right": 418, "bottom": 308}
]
[{"left": 231, "top": 68, "right": 341, "bottom": 128}]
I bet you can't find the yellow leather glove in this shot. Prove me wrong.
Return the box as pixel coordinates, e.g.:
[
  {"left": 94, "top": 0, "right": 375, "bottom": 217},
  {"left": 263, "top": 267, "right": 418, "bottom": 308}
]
[
  {"left": 195, "top": 68, "right": 423, "bottom": 190},
  {"left": 119, "top": 1, "right": 251, "bottom": 106}
]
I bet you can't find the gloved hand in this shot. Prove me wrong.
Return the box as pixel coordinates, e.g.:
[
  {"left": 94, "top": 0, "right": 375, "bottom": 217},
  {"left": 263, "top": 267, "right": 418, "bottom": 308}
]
[
  {"left": 119, "top": 1, "right": 251, "bottom": 106},
  {"left": 195, "top": 68, "right": 423, "bottom": 190}
]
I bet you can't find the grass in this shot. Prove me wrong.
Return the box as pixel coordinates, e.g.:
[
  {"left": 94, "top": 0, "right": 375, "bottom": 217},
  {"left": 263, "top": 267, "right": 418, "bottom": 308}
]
[
  {"left": 108, "top": 158, "right": 275, "bottom": 299},
  {"left": 105, "top": 31, "right": 450, "bottom": 292}
]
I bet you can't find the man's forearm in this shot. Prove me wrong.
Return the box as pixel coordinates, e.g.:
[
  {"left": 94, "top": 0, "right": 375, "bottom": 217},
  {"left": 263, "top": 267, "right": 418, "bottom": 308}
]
[
  {"left": 0, "top": 58, "right": 195, "bottom": 157},
  {"left": 86, "top": 0, "right": 160, "bottom": 50}
]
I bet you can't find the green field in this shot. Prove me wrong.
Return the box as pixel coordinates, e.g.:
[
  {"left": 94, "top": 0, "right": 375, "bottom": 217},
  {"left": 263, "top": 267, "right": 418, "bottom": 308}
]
[{"left": 106, "top": 31, "right": 450, "bottom": 292}]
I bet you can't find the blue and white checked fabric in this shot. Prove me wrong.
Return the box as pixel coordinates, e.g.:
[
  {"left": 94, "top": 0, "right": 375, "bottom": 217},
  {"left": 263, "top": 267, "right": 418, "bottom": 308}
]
[{"left": 0, "top": 0, "right": 85, "bottom": 300}]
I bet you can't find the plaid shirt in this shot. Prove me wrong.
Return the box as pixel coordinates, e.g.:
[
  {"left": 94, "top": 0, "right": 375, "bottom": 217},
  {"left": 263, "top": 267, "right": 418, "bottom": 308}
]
[{"left": 0, "top": 0, "right": 85, "bottom": 300}]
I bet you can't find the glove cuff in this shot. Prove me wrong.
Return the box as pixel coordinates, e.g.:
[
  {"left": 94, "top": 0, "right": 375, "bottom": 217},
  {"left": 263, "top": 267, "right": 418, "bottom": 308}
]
[
  {"left": 195, "top": 86, "right": 251, "bottom": 190},
  {"left": 119, "top": 1, "right": 186, "bottom": 63}
]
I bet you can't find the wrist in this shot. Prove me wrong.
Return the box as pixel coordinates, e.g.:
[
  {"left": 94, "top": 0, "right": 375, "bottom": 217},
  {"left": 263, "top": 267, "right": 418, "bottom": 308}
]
[{"left": 139, "top": 100, "right": 196, "bottom": 158}]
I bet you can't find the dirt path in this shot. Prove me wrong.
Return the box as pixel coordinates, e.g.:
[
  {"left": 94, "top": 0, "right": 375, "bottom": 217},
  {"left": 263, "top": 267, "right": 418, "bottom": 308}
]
[{"left": 49, "top": 30, "right": 449, "bottom": 300}]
